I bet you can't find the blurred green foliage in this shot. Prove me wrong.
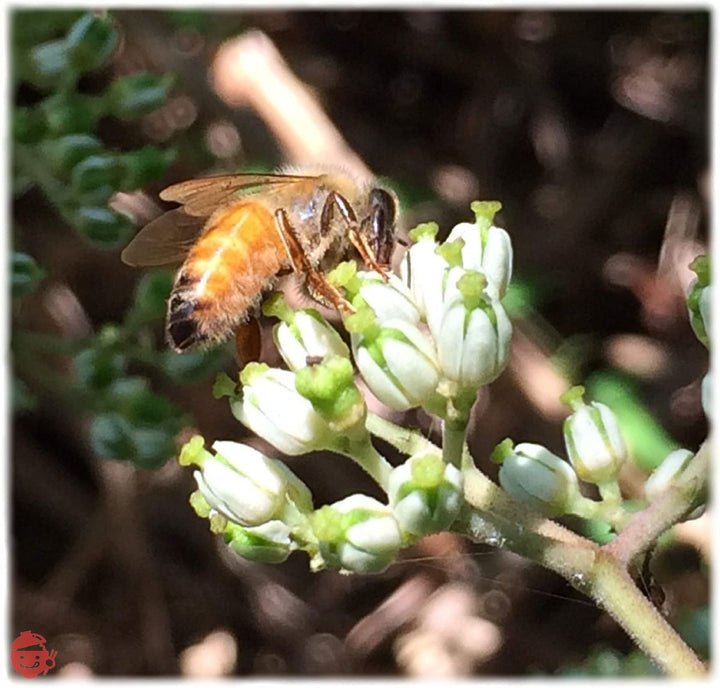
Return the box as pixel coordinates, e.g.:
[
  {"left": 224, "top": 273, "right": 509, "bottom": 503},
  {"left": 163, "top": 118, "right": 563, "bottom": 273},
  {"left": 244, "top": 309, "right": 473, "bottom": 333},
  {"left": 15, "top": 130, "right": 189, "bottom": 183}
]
[
  {"left": 12, "top": 11, "right": 228, "bottom": 468},
  {"left": 12, "top": 11, "right": 176, "bottom": 249}
]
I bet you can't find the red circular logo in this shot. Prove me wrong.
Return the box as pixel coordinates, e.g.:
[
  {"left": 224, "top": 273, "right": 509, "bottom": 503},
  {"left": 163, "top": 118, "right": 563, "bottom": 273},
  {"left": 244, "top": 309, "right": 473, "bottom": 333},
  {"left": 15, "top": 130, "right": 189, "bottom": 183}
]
[{"left": 11, "top": 631, "right": 57, "bottom": 678}]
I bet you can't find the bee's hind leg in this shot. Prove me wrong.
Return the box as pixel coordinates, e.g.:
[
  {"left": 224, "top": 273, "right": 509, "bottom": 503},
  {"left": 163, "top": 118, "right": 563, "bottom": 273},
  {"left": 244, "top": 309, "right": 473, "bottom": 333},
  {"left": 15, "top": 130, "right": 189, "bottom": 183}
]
[{"left": 273, "top": 209, "right": 355, "bottom": 314}]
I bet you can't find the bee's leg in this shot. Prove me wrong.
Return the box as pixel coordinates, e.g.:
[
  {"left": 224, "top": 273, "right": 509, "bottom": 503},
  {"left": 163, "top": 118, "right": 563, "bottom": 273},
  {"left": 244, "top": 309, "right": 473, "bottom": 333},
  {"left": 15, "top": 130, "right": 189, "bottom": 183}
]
[
  {"left": 273, "top": 209, "right": 355, "bottom": 314},
  {"left": 324, "top": 192, "right": 390, "bottom": 282}
]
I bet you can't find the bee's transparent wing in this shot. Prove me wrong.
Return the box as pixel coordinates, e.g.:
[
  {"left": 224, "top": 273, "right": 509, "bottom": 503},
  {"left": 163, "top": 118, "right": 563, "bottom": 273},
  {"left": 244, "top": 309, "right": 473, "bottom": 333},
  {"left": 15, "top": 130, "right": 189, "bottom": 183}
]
[
  {"left": 121, "top": 209, "right": 206, "bottom": 267},
  {"left": 159, "top": 173, "right": 320, "bottom": 216}
]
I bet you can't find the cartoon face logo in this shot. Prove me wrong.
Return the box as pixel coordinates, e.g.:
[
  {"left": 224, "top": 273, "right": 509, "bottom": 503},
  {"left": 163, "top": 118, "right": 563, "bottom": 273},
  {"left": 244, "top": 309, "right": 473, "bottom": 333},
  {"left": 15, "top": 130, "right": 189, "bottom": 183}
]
[{"left": 11, "top": 631, "right": 57, "bottom": 678}]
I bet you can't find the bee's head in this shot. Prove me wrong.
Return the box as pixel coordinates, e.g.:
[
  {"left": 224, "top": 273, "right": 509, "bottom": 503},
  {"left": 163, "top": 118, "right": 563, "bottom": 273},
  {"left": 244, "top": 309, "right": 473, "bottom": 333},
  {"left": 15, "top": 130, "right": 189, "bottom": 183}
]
[{"left": 365, "top": 188, "right": 397, "bottom": 267}]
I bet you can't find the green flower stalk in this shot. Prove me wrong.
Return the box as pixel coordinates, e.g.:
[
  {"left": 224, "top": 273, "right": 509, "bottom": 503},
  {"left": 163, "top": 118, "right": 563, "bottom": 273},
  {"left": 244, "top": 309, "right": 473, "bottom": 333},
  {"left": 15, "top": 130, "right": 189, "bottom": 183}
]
[
  {"left": 562, "top": 386, "right": 628, "bottom": 485},
  {"left": 311, "top": 494, "right": 402, "bottom": 574},
  {"left": 388, "top": 453, "right": 463, "bottom": 536}
]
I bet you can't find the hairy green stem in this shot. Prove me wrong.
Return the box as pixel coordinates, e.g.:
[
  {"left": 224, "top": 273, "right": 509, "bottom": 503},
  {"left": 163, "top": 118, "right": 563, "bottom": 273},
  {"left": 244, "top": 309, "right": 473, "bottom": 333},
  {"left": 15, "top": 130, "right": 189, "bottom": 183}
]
[
  {"left": 340, "top": 435, "right": 393, "bottom": 490},
  {"left": 588, "top": 553, "right": 706, "bottom": 677},
  {"left": 604, "top": 439, "right": 710, "bottom": 566},
  {"left": 442, "top": 421, "right": 466, "bottom": 469},
  {"left": 459, "top": 456, "right": 707, "bottom": 676},
  {"left": 366, "top": 412, "right": 440, "bottom": 456}
]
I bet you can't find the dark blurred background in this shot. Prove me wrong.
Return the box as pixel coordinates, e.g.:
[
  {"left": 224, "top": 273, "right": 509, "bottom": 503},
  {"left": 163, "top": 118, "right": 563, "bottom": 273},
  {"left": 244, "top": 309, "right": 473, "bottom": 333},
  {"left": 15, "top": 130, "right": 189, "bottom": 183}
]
[{"left": 11, "top": 9, "right": 710, "bottom": 677}]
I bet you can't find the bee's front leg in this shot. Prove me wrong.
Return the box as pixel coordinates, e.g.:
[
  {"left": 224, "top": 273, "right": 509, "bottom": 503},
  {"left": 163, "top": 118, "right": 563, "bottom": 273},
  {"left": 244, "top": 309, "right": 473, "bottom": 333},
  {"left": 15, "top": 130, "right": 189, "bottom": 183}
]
[
  {"left": 273, "top": 209, "right": 355, "bottom": 314},
  {"left": 324, "top": 192, "right": 390, "bottom": 282}
]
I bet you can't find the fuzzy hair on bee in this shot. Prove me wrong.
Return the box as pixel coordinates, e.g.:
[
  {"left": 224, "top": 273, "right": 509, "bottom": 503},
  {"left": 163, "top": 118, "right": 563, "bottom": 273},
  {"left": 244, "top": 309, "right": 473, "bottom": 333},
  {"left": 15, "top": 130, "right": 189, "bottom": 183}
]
[{"left": 121, "top": 166, "right": 399, "bottom": 358}]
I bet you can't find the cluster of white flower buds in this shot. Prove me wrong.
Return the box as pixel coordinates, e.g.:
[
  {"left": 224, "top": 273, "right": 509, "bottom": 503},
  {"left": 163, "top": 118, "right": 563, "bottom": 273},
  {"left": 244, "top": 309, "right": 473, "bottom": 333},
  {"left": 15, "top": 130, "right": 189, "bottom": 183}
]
[
  {"left": 173, "top": 201, "right": 518, "bottom": 572},
  {"left": 175, "top": 205, "right": 707, "bottom": 572}
]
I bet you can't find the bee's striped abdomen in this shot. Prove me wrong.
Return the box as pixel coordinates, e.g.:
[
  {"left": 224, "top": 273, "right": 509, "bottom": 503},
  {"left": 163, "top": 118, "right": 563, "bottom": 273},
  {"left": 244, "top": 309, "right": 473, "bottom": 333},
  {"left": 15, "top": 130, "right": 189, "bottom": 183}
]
[{"left": 166, "top": 202, "right": 286, "bottom": 352}]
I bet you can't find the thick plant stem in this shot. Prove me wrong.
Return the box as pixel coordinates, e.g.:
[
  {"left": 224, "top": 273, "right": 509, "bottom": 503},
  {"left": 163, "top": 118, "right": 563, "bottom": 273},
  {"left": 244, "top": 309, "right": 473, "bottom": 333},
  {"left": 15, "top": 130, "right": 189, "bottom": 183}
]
[
  {"left": 589, "top": 553, "right": 706, "bottom": 677},
  {"left": 460, "top": 462, "right": 707, "bottom": 676}
]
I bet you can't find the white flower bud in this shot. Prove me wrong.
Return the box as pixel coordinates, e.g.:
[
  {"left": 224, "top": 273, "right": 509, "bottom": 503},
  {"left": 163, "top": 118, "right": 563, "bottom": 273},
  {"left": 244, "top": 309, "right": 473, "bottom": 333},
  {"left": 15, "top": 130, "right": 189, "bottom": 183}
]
[
  {"left": 645, "top": 448, "right": 705, "bottom": 520},
  {"left": 498, "top": 442, "right": 582, "bottom": 517},
  {"left": 388, "top": 453, "right": 463, "bottom": 535},
  {"left": 644, "top": 448, "right": 694, "bottom": 502},
  {"left": 702, "top": 372, "right": 711, "bottom": 419},
  {"left": 225, "top": 520, "right": 294, "bottom": 563},
  {"left": 273, "top": 311, "right": 349, "bottom": 371},
  {"left": 192, "top": 441, "right": 291, "bottom": 527},
  {"left": 562, "top": 388, "right": 627, "bottom": 484},
  {"left": 312, "top": 494, "right": 402, "bottom": 574},
  {"left": 435, "top": 271, "right": 512, "bottom": 388},
  {"left": 446, "top": 216, "right": 513, "bottom": 300},
  {"left": 231, "top": 364, "right": 336, "bottom": 455},
  {"left": 351, "top": 317, "right": 440, "bottom": 411},
  {"left": 687, "top": 255, "right": 710, "bottom": 348},
  {"left": 399, "top": 222, "right": 449, "bottom": 323},
  {"left": 355, "top": 270, "right": 421, "bottom": 325}
]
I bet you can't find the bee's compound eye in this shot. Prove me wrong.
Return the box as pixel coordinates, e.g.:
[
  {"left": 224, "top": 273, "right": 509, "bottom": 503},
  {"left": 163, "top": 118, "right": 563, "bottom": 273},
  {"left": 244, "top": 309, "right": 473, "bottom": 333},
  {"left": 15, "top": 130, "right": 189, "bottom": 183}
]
[{"left": 369, "top": 188, "right": 396, "bottom": 265}]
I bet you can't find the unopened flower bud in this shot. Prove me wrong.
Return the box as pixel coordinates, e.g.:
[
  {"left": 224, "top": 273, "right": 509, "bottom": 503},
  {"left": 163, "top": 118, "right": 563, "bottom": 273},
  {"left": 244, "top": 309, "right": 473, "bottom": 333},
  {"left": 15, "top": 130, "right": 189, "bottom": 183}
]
[
  {"left": 400, "top": 222, "right": 449, "bottom": 322},
  {"left": 388, "top": 453, "right": 463, "bottom": 535},
  {"left": 687, "top": 255, "right": 710, "bottom": 349},
  {"left": 346, "top": 308, "right": 440, "bottom": 412},
  {"left": 180, "top": 437, "right": 312, "bottom": 527},
  {"left": 330, "top": 261, "right": 420, "bottom": 325},
  {"left": 230, "top": 363, "right": 358, "bottom": 455},
  {"left": 436, "top": 271, "right": 512, "bottom": 388},
  {"left": 446, "top": 201, "right": 513, "bottom": 299},
  {"left": 644, "top": 448, "right": 695, "bottom": 502},
  {"left": 496, "top": 440, "right": 583, "bottom": 517},
  {"left": 702, "top": 372, "right": 711, "bottom": 419},
  {"left": 562, "top": 387, "right": 627, "bottom": 483},
  {"left": 224, "top": 520, "right": 294, "bottom": 563},
  {"left": 263, "top": 293, "right": 349, "bottom": 370},
  {"left": 311, "top": 494, "right": 402, "bottom": 574}
]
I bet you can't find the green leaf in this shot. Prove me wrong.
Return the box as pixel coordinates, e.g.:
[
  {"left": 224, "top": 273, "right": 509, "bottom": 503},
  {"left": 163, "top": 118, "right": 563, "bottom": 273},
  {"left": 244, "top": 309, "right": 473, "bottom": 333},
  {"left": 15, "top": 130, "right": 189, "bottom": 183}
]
[
  {"left": 70, "top": 154, "right": 121, "bottom": 194},
  {"left": 29, "top": 39, "right": 70, "bottom": 82},
  {"left": 74, "top": 348, "right": 126, "bottom": 389},
  {"left": 42, "top": 94, "right": 103, "bottom": 135},
  {"left": 161, "top": 348, "right": 228, "bottom": 384},
  {"left": 13, "top": 376, "right": 37, "bottom": 413},
  {"left": 13, "top": 107, "right": 48, "bottom": 144},
  {"left": 12, "top": 252, "right": 45, "bottom": 298},
  {"left": 66, "top": 13, "right": 118, "bottom": 72},
  {"left": 41, "top": 134, "right": 104, "bottom": 177},
  {"left": 118, "top": 146, "right": 176, "bottom": 190},
  {"left": 106, "top": 72, "right": 176, "bottom": 121},
  {"left": 130, "top": 426, "right": 177, "bottom": 468},
  {"left": 131, "top": 270, "right": 174, "bottom": 322},
  {"left": 74, "top": 207, "right": 135, "bottom": 248},
  {"left": 89, "top": 412, "right": 135, "bottom": 460}
]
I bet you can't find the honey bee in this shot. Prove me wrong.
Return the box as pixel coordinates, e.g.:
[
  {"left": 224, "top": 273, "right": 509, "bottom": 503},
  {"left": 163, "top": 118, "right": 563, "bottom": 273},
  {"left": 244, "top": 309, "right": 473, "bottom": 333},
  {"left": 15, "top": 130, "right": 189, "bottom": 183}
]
[{"left": 121, "top": 168, "right": 398, "bottom": 358}]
